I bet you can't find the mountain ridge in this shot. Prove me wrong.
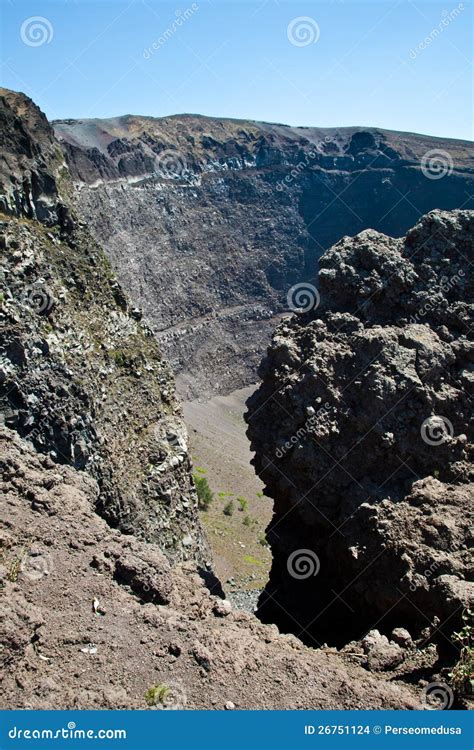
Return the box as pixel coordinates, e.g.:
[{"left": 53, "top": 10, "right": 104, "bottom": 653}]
[{"left": 51, "top": 103, "right": 474, "bottom": 398}]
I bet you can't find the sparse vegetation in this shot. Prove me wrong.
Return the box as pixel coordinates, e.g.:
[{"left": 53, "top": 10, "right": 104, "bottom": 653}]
[
  {"left": 243, "top": 554, "right": 263, "bottom": 565},
  {"left": 223, "top": 500, "right": 234, "bottom": 516},
  {"left": 243, "top": 515, "right": 252, "bottom": 527},
  {"left": 195, "top": 466, "right": 206, "bottom": 475},
  {"left": 6, "top": 546, "right": 25, "bottom": 582},
  {"left": 194, "top": 474, "right": 213, "bottom": 511},
  {"left": 449, "top": 609, "right": 473, "bottom": 697},
  {"left": 111, "top": 349, "right": 127, "bottom": 367},
  {"left": 145, "top": 684, "right": 171, "bottom": 707},
  {"left": 236, "top": 496, "right": 248, "bottom": 512}
]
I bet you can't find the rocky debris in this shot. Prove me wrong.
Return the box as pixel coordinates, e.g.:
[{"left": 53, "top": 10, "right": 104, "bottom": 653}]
[
  {"left": 228, "top": 588, "right": 261, "bottom": 614},
  {"left": 360, "top": 631, "right": 405, "bottom": 672},
  {"left": 113, "top": 546, "right": 172, "bottom": 605},
  {"left": 0, "top": 90, "right": 209, "bottom": 566},
  {"left": 391, "top": 628, "right": 413, "bottom": 648},
  {"left": 0, "top": 425, "right": 424, "bottom": 709},
  {"left": 54, "top": 112, "right": 474, "bottom": 398},
  {"left": 246, "top": 210, "right": 473, "bottom": 649}
]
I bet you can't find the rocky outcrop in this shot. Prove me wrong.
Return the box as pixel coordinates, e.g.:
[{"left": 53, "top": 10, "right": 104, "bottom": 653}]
[
  {"left": 0, "top": 88, "right": 72, "bottom": 228},
  {"left": 0, "top": 425, "right": 422, "bottom": 709},
  {"left": 246, "top": 210, "right": 473, "bottom": 648},
  {"left": 54, "top": 114, "right": 474, "bottom": 397},
  {"left": 0, "top": 90, "right": 208, "bottom": 566}
]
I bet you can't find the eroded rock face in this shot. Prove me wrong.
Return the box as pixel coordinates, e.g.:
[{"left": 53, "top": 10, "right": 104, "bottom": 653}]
[
  {"left": 54, "top": 115, "right": 474, "bottom": 397},
  {"left": 0, "top": 89, "right": 72, "bottom": 228},
  {"left": 246, "top": 210, "right": 473, "bottom": 647},
  {"left": 0, "top": 90, "right": 208, "bottom": 566}
]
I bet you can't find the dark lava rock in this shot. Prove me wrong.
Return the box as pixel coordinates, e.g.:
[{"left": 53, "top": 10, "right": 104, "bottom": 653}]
[{"left": 246, "top": 210, "right": 473, "bottom": 649}]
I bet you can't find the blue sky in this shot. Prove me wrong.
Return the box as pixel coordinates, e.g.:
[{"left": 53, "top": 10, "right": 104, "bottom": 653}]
[{"left": 0, "top": 0, "right": 472, "bottom": 139}]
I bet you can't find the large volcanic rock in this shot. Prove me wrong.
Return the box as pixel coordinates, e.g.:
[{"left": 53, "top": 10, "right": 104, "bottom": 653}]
[
  {"left": 54, "top": 113, "right": 474, "bottom": 398},
  {"left": 246, "top": 210, "right": 473, "bottom": 648}
]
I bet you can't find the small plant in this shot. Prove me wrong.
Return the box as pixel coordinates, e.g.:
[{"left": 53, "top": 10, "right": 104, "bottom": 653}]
[
  {"left": 449, "top": 609, "right": 473, "bottom": 696},
  {"left": 111, "top": 350, "right": 127, "bottom": 367},
  {"left": 5, "top": 545, "right": 26, "bottom": 583},
  {"left": 243, "top": 515, "right": 252, "bottom": 527},
  {"left": 243, "top": 554, "right": 263, "bottom": 565},
  {"left": 145, "top": 684, "right": 171, "bottom": 707},
  {"left": 236, "top": 496, "right": 248, "bottom": 512},
  {"left": 223, "top": 500, "right": 234, "bottom": 516},
  {"left": 194, "top": 474, "right": 213, "bottom": 511},
  {"left": 256, "top": 491, "right": 264, "bottom": 498},
  {"left": 195, "top": 466, "right": 207, "bottom": 475},
  {"left": 259, "top": 536, "right": 268, "bottom": 547}
]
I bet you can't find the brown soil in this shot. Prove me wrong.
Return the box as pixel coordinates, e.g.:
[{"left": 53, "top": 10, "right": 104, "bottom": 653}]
[
  {"left": 183, "top": 385, "right": 272, "bottom": 590},
  {"left": 0, "top": 425, "right": 423, "bottom": 710}
]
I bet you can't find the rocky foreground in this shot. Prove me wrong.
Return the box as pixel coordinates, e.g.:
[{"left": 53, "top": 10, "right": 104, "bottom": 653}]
[{"left": 1, "top": 425, "right": 424, "bottom": 710}]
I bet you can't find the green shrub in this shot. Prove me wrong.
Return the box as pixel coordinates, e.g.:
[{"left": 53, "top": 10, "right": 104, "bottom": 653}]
[
  {"left": 243, "top": 515, "right": 252, "bottom": 527},
  {"left": 223, "top": 500, "right": 234, "bottom": 516},
  {"left": 111, "top": 350, "right": 127, "bottom": 367},
  {"left": 145, "top": 684, "right": 171, "bottom": 707},
  {"left": 449, "top": 609, "right": 473, "bottom": 696},
  {"left": 236, "top": 496, "right": 248, "bottom": 512},
  {"left": 194, "top": 474, "right": 213, "bottom": 511}
]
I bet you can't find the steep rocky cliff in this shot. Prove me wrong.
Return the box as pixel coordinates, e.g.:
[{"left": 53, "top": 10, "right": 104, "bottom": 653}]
[
  {"left": 246, "top": 210, "right": 473, "bottom": 649},
  {"left": 55, "top": 114, "right": 474, "bottom": 398},
  {"left": 0, "top": 89, "right": 209, "bottom": 565}
]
